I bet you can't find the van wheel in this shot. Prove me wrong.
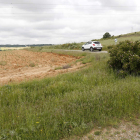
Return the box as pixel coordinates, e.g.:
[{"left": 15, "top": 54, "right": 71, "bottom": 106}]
[
  {"left": 82, "top": 47, "right": 85, "bottom": 51},
  {"left": 90, "top": 47, "right": 94, "bottom": 52}
]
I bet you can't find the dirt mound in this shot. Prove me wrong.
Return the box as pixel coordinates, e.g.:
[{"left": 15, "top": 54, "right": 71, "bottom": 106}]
[{"left": 0, "top": 50, "right": 83, "bottom": 85}]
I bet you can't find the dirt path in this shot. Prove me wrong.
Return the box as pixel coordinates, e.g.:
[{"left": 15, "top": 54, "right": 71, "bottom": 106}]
[
  {"left": 68, "top": 119, "right": 140, "bottom": 140},
  {"left": 0, "top": 50, "right": 83, "bottom": 85},
  {"left": 66, "top": 119, "right": 140, "bottom": 140},
  {"left": 80, "top": 120, "right": 140, "bottom": 140}
]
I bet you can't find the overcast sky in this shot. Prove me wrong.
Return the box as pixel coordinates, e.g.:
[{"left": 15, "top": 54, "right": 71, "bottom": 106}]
[{"left": 0, "top": 0, "right": 140, "bottom": 44}]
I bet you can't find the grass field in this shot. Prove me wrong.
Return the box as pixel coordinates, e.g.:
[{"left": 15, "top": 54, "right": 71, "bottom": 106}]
[{"left": 0, "top": 48, "right": 140, "bottom": 139}]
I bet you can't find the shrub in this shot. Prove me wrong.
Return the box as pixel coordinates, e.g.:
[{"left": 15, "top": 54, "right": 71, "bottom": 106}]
[
  {"left": 29, "top": 62, "right": 35, "bottom": 67},
  {"left": 57, "top": 43, "right": 80, "bottom": 50},
  {"left": 62, "top": 64, "right": 71, "bottom": 69},
  {"left": 94, "top": 131, "right": 102, "bottom": 135},
  {"left": 108, "top": 40, "right": 140, "bottom": 77},
  {"left": 0, "top": 61, "right": 7, "bottom": 66}
]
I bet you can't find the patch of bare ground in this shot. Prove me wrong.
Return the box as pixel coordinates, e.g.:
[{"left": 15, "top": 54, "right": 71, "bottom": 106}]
[
  {"left": 70, "top": 119, "right": 140, "bottom": 140},
  {"left": 0, "top": 50, "right": 84, "bottom": 85}
]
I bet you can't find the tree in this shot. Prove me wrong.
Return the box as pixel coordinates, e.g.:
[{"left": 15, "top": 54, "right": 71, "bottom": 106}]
[{"left": 103, "top": 32, "right": 111, "bottom": 39}]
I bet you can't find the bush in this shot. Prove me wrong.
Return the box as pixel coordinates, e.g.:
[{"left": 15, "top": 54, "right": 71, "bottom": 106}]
[
  {"left": 0, "top": 61, "right": 7, "bottom": 66},
  {"left": 108, "top": 40, "right": 140, "bottom": 77},
  {"left": 29, "top": 62, "right": 35, "bottom": 67},
  {"left": 103, "top": 32, "right": 111, "bottom": 39},
  {"left": 54, "top": 43, "right": 81, "bottom": 50}
]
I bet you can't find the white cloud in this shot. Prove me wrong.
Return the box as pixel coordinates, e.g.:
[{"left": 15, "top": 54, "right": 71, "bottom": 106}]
[{"left": 0, "top": 0, "right": 140, "bottom": 44}]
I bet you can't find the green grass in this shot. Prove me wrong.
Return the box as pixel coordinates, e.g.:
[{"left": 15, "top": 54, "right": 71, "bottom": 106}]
[
  {"left": 94, "top": 131, "right": 102, "bottom": 136},
  {"left": 29, "top": 42, "right": 84, "bottom": 51},
  {"left": 0, "top": 51, "right": 140, "bottom": 140}
]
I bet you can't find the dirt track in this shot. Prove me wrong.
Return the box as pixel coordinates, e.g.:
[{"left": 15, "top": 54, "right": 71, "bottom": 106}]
[{"left": 0, "top": 50, "right": 83, "bottom": 85}]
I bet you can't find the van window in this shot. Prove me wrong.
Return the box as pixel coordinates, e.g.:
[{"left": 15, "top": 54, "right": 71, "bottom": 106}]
[
  {"left": 88, "top": 42, "right": 92, "bottom": 44},
  {"left": 94, "top": 42, "right": 100, "bottom": 44}
]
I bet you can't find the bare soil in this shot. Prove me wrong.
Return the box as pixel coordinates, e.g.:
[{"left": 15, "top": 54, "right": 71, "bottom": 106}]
[
  {"left": 81, "top": 120, "right": 140, "bottom": 140},
  {"left": 0, "top": 50, "right": 83, "bottom": 85},
  {"left": 69, "top": 119, "right": 140, "bottom": 140}
]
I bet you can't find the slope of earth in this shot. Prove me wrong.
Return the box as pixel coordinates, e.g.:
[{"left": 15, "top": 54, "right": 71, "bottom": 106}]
[{"left": 0, "top": 50, "right": 83, "bottom": 85}]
